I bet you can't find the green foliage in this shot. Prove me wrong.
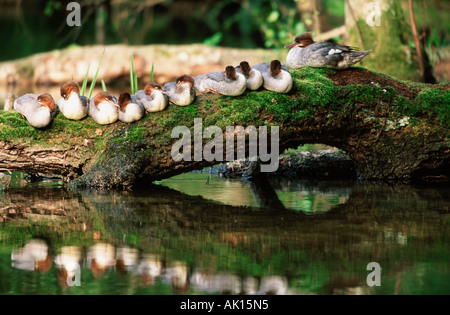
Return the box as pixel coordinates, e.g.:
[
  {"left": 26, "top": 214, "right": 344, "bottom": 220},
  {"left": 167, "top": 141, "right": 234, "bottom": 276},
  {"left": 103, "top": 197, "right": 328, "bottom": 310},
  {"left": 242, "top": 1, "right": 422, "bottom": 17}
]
[
  {"left": 88, "top": 49, "right": 106, "bottom": 99},
  {"left": 411, "top": 88, "right": 450, "bottom": 125}
]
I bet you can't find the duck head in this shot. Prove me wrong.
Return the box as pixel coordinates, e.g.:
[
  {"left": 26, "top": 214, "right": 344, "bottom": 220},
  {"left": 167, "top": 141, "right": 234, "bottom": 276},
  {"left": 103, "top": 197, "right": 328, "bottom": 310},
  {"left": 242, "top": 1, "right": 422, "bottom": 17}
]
[
  {"left": 144, "top": 82, "right": 163, "bottom": 95},
  {"left": 118, "top": 92, "right": 131, "bottom": 112},
  {"left": 93, "top": 91, "right": 118, "bottom": 109},
  {"left": 239, "top": 61, "right": 251, "bottom": 76},
  {"left": 285, "top": 32, "right": 315, "bottom": 48},
  {"left": 225, "top": 66, "right": 237, "bottom": 80},
  {"left": 269, "top": 60, "right": 282, "bottom": 77},
  {"left": 176, "top": 74, "right": 195, "bottom": 88},
  {"left": 60, "top": 81, "right": 80, "bottom": 100},
  {"left": 37, "top": 93, "right": 56, "bottom": 111}
]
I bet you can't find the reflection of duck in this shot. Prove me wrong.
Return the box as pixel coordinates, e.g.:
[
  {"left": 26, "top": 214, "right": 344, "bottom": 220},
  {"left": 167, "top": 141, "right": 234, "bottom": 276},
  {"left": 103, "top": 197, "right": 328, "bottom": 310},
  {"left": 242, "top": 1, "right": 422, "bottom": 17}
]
[
  {"left": 14, "top": 93, "right": 57, "bottom": 128},
  {"left": 236, "top": 61, "right": 263, "bottom": 91},
  {"left": 134, "top": 83, "right": 168, "bottom": 113},
  {"left": 257, "top": 276, "right": 288, "bottom": 295},
  {"left": 191, "top": 271, "right": 241, "bottom": 295},
  {"left": 89, "top": 91, "right": 119, "bottom": 125},
  {"left": 163, "top": 75, "right": 196, "bottom": 106},
  {"left": 252, "top": 60, "right": 293, "bottom": 93},
  {"left": 195, "top": 66, "right": 247, "bottom": 96},
  {"left": 87, "top": 243, "right": 115, "bottom": 278},
  {"left": 117, "top": 93, "right": 145, "bottom": 123},
  {"left": 56, "top": 81, "right": 89, "bottom": 120},
  {"left": 54, "top": 246, "right": 82, "bottom": 286},
  {"left": 11, "top": 239, "right": 52, "bottom": 272},
  {"left": 115, "top": 246, "right": 139, "bottom": 275},
  {"left": 134, "top": 254, "right": 162, "bottom": 286},
  {"left": 162, "top": 261, "right": 190, "bottom": 294},
  {"left": 285, "top": 32, "right": 372, "bottom": 69}
]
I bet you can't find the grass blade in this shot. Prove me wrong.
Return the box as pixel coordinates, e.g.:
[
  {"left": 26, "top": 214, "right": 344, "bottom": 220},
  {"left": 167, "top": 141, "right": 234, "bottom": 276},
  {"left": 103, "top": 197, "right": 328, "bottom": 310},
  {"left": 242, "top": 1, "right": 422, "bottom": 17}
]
[
  {"left": 88, "top": 48, "right": 106, "bottom": 99},
  {"left": 134, "top": 71, "right": 138, "bottom": 93},
  {"left": 101, "top": 79, "right": 107, "bottom": 92},
  {"left": 150, "top": 63, "right": 154, "bottom": 82},
  {"left": 130, "top": 54, "right": 135, "bottom": 94},
  {"left": 81, "top": 62, "right": 91, "bottom": 97}
]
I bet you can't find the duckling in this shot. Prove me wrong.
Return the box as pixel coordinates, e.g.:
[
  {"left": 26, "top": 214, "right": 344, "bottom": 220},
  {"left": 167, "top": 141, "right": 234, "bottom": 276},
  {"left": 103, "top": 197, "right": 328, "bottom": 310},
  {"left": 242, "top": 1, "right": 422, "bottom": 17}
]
[
  {"left": 14, "top": 93, "right": 58, "bottom": 129},
  {"left": 195, "top": 65, "right": 247, "bottom": 96},
  {"left": 56, "top": 81, "right": 89, "bottom": 120},
  {"left": 118, "top": 92, "right": 145, "bottom": 123},
  {"left": 285, "top": 32, "right": 372, "bottom": 69},
  {"left": 253, "top": 60, "right": 293, "bottom": 93},
  {"left": 89, "top": 91, "right": 119, "bottom": 125},
  {"left": 135, "top": 82, "right": 168, "bottom": 113},
  {"left": 163, "top": 74, "right": 196, "bottom": 106},
  {"left": 236, "top": 61, "right": 263, "bottom": 90}
]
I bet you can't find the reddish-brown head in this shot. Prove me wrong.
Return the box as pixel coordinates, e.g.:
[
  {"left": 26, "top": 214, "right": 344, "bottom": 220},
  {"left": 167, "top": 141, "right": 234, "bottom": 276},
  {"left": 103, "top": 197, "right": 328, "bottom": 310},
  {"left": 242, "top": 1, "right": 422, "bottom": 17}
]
[
  {"left": 118, "top": 93, "right": 131, "bottom": 112},
  {"left": 239, "top": 61, "right": 251, "bottom": 76},
  {"left": 176, "top": 74, "right": 195, "bottom": 87},
  {"left": 269, "top": 60, "right": 282, "bottom": 77},
  {"left": 93, "top": 91, "right": 116, "bottom": 108},
  {"left": 285, "top": 32, "right": 314, "bottom": 48},
  {"left": 60, "top": 81, "right": 80, "bottom": 100},
  {"left": 144, "top": 82, "right": 162, "bottom": 95},
  {"left": 225, "top": 66, "right": 237, "bottom": 80},
  {"left": 37, "top": 93, "right": 56, "bottom": 111}
]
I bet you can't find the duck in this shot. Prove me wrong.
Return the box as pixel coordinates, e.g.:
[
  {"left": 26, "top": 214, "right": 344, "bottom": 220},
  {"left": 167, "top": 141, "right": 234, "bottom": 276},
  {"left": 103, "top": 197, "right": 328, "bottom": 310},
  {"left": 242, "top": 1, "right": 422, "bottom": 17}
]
[
  {"left": 285, "top": 32, "right": 372, "bottom": 70},
  {"left": 54, "top": 246, "right": 82, "bottom": 286},
  {"left": 134, "top": 82, "right": 168, "bottom": 113},
  {"left": 87, "top": 243, "right": 116, "bottom": 278},
  {"left": 89, "top": 91, "right": 119, "bottom": 125},
  {"left": 117, "top": 92, "right": 145, "bottom": 123},
  {"left": 56, "top": 81, "right": 89, "bottom": 120},
  {"left": 195, "top": 65, "right": 247, "bottom": 96},
  {"left": 252, "top": 60, "right": 293, "bottom": 93},
  {"left": 11, "top": 239, "right": 52, "bottom": 272},
  {"left": 14, "top": 93, "right": 58, "bottom": 129},
  {"left": 236, "top": 61, "right": 263, "bottom": 90},
  {"left": 163, "top": 74, "right": 196, "bottom": 106}
]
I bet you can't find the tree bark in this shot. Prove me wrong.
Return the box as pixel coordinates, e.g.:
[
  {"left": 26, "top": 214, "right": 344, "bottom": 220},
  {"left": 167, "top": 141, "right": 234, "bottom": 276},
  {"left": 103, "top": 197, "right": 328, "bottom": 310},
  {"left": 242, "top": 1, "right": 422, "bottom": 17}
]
[{"left": 0, "top": 67, "right": 448, "bottom": 188}]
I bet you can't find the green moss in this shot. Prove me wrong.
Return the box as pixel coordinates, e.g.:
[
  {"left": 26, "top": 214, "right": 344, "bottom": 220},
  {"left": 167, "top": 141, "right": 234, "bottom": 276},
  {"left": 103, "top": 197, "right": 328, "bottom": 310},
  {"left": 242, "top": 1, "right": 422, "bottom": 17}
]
[{"left": 411, "top": 88, "right": 450, "bottom": 125}]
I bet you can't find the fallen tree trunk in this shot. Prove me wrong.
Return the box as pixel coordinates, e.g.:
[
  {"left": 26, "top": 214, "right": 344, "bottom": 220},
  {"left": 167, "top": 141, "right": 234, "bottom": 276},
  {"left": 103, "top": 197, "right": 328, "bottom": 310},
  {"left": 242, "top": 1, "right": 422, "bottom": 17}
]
[{"left": 0, "top": 67, "right": 448, "bottom": 188}]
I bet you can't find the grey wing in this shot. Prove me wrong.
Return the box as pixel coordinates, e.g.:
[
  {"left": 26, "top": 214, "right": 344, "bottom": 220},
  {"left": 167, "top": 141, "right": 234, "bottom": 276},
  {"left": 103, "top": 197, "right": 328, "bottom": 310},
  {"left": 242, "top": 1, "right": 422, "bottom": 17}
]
[
  {"left": 252, "top": 63, "right": 269, "bottom": 73},
  {"left": 14, "top": 94, "right": 39, "bottom": 114},
  {"left": 205, "top": 71, "right": 226, "bottom": 82},
  {"left": 163, "top": 82, "right": 176, "bottom": 94}
]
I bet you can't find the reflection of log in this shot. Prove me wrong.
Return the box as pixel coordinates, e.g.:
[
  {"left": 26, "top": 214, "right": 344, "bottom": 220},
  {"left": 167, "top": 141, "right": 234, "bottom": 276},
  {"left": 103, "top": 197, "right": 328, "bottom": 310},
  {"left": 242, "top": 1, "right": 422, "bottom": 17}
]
[{"left": 248, "top": 178, "right": 286, "bottom": 211}]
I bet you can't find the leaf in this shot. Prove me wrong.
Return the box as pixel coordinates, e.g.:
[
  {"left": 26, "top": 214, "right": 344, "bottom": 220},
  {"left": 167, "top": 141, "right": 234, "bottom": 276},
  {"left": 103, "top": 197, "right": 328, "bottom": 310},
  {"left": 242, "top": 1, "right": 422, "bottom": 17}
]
[
  {"left": 150, "top": 63, "right": 154, "bottom": 82},
  {"left": 101, "top": 80, "right": 107, "bottom": 92},
  {"left": 81, "top": 62, "right": 90, "bottom": 97},
  {"left": 130, "top": 54, "right": 135, "bottom": 94},
  {"left": 88, "top": 48, "right": 106, "bottom": 99}
]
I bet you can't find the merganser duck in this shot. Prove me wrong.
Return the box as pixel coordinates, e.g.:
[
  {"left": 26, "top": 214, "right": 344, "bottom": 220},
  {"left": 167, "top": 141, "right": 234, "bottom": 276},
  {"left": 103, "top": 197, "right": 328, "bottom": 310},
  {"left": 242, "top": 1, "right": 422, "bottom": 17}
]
[
  {"left": 236, "top": 61, "right": 263, "bottom": 90},
  {"left": 134, "top": 82, "right": 168, "bottom": 112},
  {"left": 89, "top": 91, "right": 119, "bottom": 125},
  {"left": 163, "top": 74, "right": 196, "bottom": 106},
  {"left": 117, "top": 92, "right": 145, "bottom": 123},
  {"left": 285, "top": 32, "right": 372, "bottom": 69},
  {"left": 195, "top": 65, "right": 247, "bottom": 96},
  {"left": 252, "top": 60, "right": 293, "bottom": 93},
  {"left": 134, "top": 254, "right": 162, "bottom": 286},
  {"left": 56, "top": 81, "right": 89, "bottom": 120},
  {"left": 115, "top": 246, "right": 139, "bottom": 275},
  {"left": 14, "top": 93, "right": 57, "bottom": 129},
  {"left": 11, "top": 239, "right": 52, "bottom": 272},
  {"left": 54, "top": 246, "right": 82, "bottom": 286},
  {"left": 87, "top": 243, "right": 115, "bottom": 278}
]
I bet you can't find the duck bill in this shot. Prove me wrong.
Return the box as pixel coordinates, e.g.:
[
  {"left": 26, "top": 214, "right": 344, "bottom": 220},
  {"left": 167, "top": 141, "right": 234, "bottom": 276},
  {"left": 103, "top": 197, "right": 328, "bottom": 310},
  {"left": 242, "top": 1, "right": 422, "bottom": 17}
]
[{"left": 284, "top": 42, "right": 297, "bottom": 48}]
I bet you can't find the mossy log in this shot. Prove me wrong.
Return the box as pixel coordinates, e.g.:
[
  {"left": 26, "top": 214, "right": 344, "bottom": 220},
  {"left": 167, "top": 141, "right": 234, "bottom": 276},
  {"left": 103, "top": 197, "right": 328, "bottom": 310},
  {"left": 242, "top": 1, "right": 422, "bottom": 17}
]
[{"left": 0, "top": 67, "right": 448, "bottom": 188}]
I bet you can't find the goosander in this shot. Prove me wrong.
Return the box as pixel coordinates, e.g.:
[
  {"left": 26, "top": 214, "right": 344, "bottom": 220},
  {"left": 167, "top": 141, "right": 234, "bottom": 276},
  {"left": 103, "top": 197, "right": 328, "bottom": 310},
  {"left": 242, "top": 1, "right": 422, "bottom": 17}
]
[
  {"left": 118, "top": 92, "right": 145, "bottom": 123},
  {"left": 195, "top": 65, "right": 247, "bottom": 96},
  {"left": 54, "top": 246, "right": 82, "bottom": 286},
  {"left": 89, "top": 91, "right": 119, "bottom": 125},
  {"left": 11, "top": 239, "right": 52, "bottom": 272},
  {"left": 285, "top": 32, "right": 372, "bottom": 69},
  {"left": 14, "top": 93, "right": 57, "bottom": 129},
  {"left": 56, "top": 81, "right": 89, "bottom": 120},
  {"left": 163, "top": 74, "right": 196, "bottom": 106},
  {"left": 134, "top": 82, "right": 168, "bottom": 113},
  {"left": 236, "top": 61, "right": 263, "bottom": 90},
  {"left": 87, "top": 243, "right": 115, "bottom": 278},
  {"left": 252, "top": 60, "right": 293, "bottom": 93}
]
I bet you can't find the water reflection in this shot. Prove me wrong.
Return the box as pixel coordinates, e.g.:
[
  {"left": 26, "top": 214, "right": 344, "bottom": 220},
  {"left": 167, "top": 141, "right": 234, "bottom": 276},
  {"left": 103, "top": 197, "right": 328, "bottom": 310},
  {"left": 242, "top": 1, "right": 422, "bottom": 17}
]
[{"left": 0, "top": 177, "right": 449, "bottom": 295}]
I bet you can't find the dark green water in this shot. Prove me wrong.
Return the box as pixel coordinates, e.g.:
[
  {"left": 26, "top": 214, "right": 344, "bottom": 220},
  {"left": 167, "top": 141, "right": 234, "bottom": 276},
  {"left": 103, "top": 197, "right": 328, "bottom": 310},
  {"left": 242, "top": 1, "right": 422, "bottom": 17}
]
[{"left": 0, "top": 173, "right": 448, "bottom": 295}]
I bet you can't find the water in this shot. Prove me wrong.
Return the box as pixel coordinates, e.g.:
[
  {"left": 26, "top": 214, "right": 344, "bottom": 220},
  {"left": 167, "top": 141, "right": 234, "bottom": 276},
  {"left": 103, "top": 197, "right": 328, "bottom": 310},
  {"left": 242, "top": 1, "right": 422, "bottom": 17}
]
[{"left": 0, "top": 172, "right": 449, "bottom": 295}]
